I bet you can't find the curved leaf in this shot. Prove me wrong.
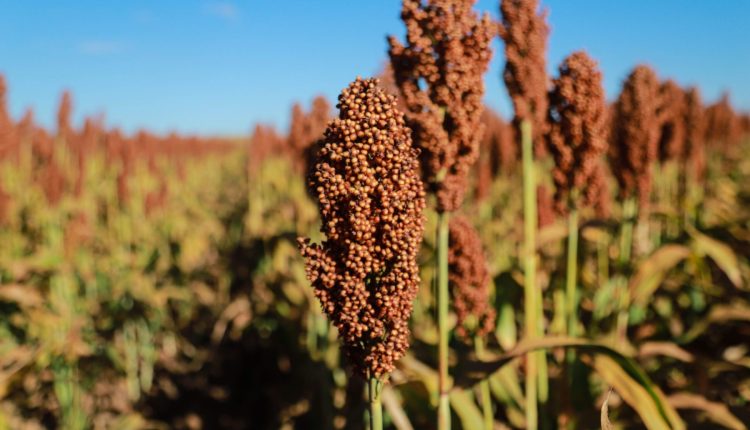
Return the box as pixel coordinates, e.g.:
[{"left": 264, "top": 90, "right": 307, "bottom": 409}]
[
  {"left": 668, "top": 392, "right": 746, "bottom": 430},
  {"left": 449, "top": 389, "right": 485, "bottom": 430},
  {"left": 452, "top": 336, "right": 683, "bottom": 429},
  {"left": 689, "top": 230, "right": 743, "bottom": 288},
  {"left": 601, "top": 388, "right": 613, "bottom": 430},
  {"left": 680, "top": 303, "right": 750, "bottom": 343},
  {"left": 593, "top": 355, "right": 684, "bottom": 430},
  {"left": 629, "top": 244, "right": 691, "bottom": 306}
]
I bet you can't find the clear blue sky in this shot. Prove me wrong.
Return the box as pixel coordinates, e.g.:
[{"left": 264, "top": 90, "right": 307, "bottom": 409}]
[{"left": 1, "top": 1, "right": 748, "bottom": 136}]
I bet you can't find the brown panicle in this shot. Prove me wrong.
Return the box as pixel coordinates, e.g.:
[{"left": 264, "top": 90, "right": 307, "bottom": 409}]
[
  {"left": 388, "top": 0, "right": 495, "bottom": 213},
  {"left": 248, "top": 123, "right": 284, "bottom": 170},
  {"left": 609, "top": 65, "right": 660, "bottom": 212},
  {"left": 587, "top": 161, "right": 611, "bottom": 219},
  {"left": 704, "top": 93, "right": 741, "bottom": 149},
  {"left": 657, "top": 79, "right": 687, "bottom": 162},
  {"left": 537, "top": 184, "right": 555, "bottom": 227},
  {"left": 499, "top": 0, "right": 550, "bottom": 156},
  {"left": 288, "top": 96, "right": 332, "bottom": 174},
  {"left": 476, "top": 109, "right": 516, "bottom": 202},
  {"left": 0, "top": 75, "right": 16, "bottom": 159},
  {"left": 448, "top": 215, "right": 495, "bottom": 340},
  {"left": 547, "top": 51, "right": 607, "bottom": 214},
  {"left": 57, "top": 90, "right": 73, "bottom": 142},
  {"left": 298, "top": 77, "right": 426, "bottom": 379},
  {"left": 683, "top": 87, "right": 707, "bottom": 181}
]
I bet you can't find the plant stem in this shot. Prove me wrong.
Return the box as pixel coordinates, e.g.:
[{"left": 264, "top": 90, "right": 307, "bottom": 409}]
[
  {"left": 521, "top": 119, "right": 540, "bottom": 429},
  {"left": 619, "top": 197, "right": 635, "bottom": 266},
  {"left": 598, "top": 239, "right": 609, "bottom": 288},
  {"left": 474, "top": 337, "right": 493, "bottom": 430},
  {"left": 565, "top": 206, "right": 579, "bottom": 340},
  {"left": 368, "top": 376, "right": 383, "bottom": 430},
  {"left": 616, "top": 197, "right": 636, "bottom": 342},
  {"left": 437, "top": 210, "right": 451, "bottom": 430}
]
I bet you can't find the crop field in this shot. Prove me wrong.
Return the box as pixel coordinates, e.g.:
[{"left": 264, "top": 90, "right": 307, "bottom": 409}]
[{"left": 0, "top": 1, "right": 749, "bottom": 429}]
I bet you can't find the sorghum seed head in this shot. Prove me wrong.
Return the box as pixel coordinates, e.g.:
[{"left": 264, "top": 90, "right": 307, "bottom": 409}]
[
  {"left": 683, "top": 87, "right": 707, "bottom": 181},
  {"left": 57, "top": 90, "right": 73, "bottom": 141},
  {"left": 499, "top": 0, "right": 550, "bottom": 156},
  {"left": 448, "top": 215, "right": 495, "bottom": 340},
  {"left": 547, "top": 51, "right": 607, "bottom": 214},
  {"left": 657, "top": 79, "right": 687, "bottom": 162},
  {"left": 298, "top": 77, "right": 426, "bottom": 379},
  {"left": 609, "top": 65, "right": 660, "bottom": 211},
  {"left": 388, "top": 0, "right": 495, "bottom": 212}
]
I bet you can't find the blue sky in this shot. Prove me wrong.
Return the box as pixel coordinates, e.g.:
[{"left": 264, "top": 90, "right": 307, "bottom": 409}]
[{"left": 0, "top": 1, "right": 748, "bottom": 136}]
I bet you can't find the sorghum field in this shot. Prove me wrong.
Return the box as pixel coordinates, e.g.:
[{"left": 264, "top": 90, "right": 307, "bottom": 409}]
[{"left": 1, "top": 1, "right": 749, "bottom": 429}]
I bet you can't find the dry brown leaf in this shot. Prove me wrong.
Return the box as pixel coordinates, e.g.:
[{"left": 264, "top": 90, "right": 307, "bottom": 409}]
[
  {"left": 638, "top": 342, "right": 695, "bottom": 363},
  {"left": 668, "top": 392, "right": 746, "bottom": 430},
  {"left": 601, "top": 388, "right": 614, "bottom": 430}
]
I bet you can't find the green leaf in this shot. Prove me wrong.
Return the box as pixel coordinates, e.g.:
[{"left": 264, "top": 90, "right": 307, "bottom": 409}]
[
  {"left": 449, "top": 388, "right": 485, "bottom": 430},
  {"left": 452, "top": 336, "right": 683, "bottom": 429}
]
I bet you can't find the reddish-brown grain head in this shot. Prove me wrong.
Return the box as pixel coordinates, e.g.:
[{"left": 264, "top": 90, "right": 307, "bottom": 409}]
[
  {"left": 547, "top": 51, "right": 607, "bottom": 214},
  {"left": 57, "top": 90, "right": 73, "bottom": 141},
  {"left": 683, "top": 87, "right": 707, "bottom": 181},
  {"left": 499, "top": 0, "right": 549, "bottom": 156},
  {"left": 388, "top": 0, "right": 495, "bottom": 212},
  {"left": 0, "top": 75, "right": 15, "bottom": 159},
  {"left": 705, "top": 93, "right": 741, "bottom": 149},
  {"left": 657, "top": 79, "right": 687, "bottom": 162},
  {"left": 298, "top": 77, "right": 426, "bottom": 378},
  {"left": 609, "top": 65, "right": 660, "bottom": 211},
  {"left": 448, "top": 215, "right": 495, "bottom": 340}
]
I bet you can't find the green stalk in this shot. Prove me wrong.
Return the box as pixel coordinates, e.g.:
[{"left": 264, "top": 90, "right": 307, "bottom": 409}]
[
  {"left": 369, "top": 376, "right": 383, "bottom": 430},
  {"left": 668, "top": 162, "right": 680, "bottom": 237},
  {"left": 474, "top": 337, "right": 493, "bottom": 430},
  {"left": 565, "top": 205, "right": 579, "bottom": 340},
  {"left": 616, "top": 197, "right": 636, "bottom": 341},
  {"left": 437, "top": 210, "right": 451, "bottom": 430},
  {"left": 598, "top": 239, "right": 609, "bottom": 287},
  {"left": 521, "top": 119, "right": 540, "bottom": 429},
  {"left": 619, "top": 197, "right": 636, "bottom": 266}
]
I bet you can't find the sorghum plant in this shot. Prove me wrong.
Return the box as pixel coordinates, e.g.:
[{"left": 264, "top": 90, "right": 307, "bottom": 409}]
[
  {"left": 684, "top": 87, "right": 707, "bottom": 182},
  {"left": 547, "top": 51, "right": 607, "bottom": 342},
  {"left": 448, "top": 215, "right": 495, "bottom": 429},
  {"left": 609, "top": 65, "right": 660, "bottom": 339},
  {"left": 657, "top": 80, "right": 687, "bottom": 163},
  {"left": 499, "top": 0, "right": 551, "bottom": 422},
  {"left": 57, "top": 90, "right": 73, "bottom": 143},
  {"left": 448, "top": 216, "right": 495, "bottom": 341},
  {"left": 287, "top": 96, "right": 331, "bottom": 174},
  {"left": 682, "top": 87, "right": 707, "bottom": 225},
  {"left": 388, "top": 0, "right": 494, "bottom": 213},
  {"left": 500, "top": 0, "right": 550, "bottom": 155},
  {"left": 298, "top": 77, "right": 426, "bottom": 430},
  {"left": 610, "top": 65, "right": 660, "bottom": 216},
  {"left": 388, "top": 2, "right": 494, "bottom": 426}
]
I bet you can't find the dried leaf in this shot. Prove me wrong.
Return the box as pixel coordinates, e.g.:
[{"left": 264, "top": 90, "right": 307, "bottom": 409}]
[
  {"left": 382, "top": 386, "right": 414, "bottom": 430},
  {"left": 601, "top": 388, "right": 613, "bottom": 430},
  {"left": 592, "top": 355, "right": 684, "bottom": 430},
  {"left": 668, "top": 392, "right": 746, "bottom": 430},
  {"left": 638, "top": 342, "right": 694, "bottom": 363},
  {"left": 689, "top": 230, "right": 743, "bottom": 288},
  {"left": 629, "top": 244, "right": 690, "bottom": 306},
  {"left": 0, "top": 284, "right": 43, "bottom": 308}
]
